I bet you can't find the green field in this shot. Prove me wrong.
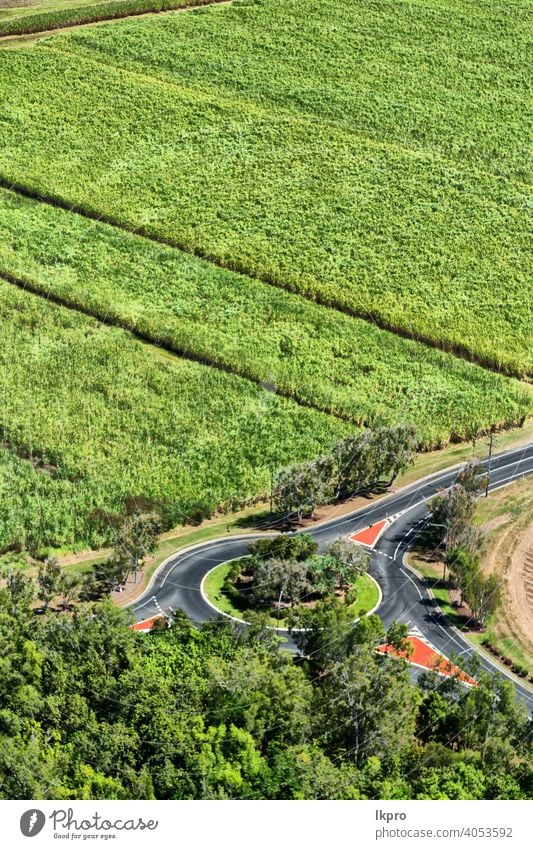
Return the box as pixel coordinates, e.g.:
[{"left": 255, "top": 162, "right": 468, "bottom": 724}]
[
  {"left": 0, "top": 0, "right": 114, "bottom": 23},
  {"left": 1, "top": 188, "right": 528, "bottom": 447},
  {"left": 54, "top": 0, "right": 531, "bottom": 179},
  {"left": 0, "top": 279, "right": 348, "bottom": 551},
  {"left": 0, "top": 0, "right": 530, "bottom": 376},
  {"left": 0, "top": 0, "right": 530, "bottom": 552}
]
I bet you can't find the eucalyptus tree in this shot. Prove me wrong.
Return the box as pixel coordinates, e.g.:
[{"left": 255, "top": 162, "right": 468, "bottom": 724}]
[
  {"left": 272, "top": 456, "right": 331, "bottom": 520},
  {"left": 37, "top": 556, "right": 61, "bottom": 611},
  {"left": 111, "top": 513, "right": 160, "bottom": 583},
  {"left": 317, "top": 647, "right": 420, "bottom": 766},
  {"left": 456, "top": 460, "right": 488, "bottom": 497},
  {"left": 250, "top": 557, "right": 311, "bottom": 609},
  {"left": 326, "top": 537, "right": 370, "bottom": 591}
]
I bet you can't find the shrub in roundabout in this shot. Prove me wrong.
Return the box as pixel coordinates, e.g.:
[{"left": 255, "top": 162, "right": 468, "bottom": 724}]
[{"left": 216, "top": 534, "right": 372, "bottom": 625}]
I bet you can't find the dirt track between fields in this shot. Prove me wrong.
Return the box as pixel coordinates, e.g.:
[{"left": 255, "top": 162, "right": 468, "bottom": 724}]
[
  {"left": 0, "top": 0, "right": 232, "bottom": 43},
  {"left": 0, "top": 1, "right": 39, "bottom": 7}
]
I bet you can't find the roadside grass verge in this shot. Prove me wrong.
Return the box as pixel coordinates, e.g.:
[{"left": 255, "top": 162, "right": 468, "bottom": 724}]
[
  {"left": 407, "top": 552, "right": 466, "bottom": 630},
  {"left": 397, "top": 420, "right": 533, "bottom": 487}
]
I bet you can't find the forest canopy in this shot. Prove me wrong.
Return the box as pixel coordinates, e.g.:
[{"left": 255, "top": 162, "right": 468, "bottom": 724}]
[{"left": 0, "top": 573, "right": 530, "bottom": 800}]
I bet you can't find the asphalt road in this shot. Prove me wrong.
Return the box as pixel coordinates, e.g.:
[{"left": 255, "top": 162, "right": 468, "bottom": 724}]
[{"left": 131, "top": 442, "right": 533, "bottom": 710}]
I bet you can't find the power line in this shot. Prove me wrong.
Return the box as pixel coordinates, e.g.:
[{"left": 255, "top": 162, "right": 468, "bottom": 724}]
[{"left": 485, "top": 431, "right": 498, "bottom": 498}]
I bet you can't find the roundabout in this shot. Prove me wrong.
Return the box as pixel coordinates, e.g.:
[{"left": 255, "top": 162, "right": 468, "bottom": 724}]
[
  {"left": 130, "top": 443, "right": 533, "bottom": 711},
  {"left": 200, "top": 556, "right": 382, "bottom": 630}
]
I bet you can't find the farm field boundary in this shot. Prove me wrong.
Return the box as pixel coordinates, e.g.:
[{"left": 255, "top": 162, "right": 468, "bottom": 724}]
[
  {"left": 0, "top": 0, "right": 231, "bottom": 40},
  {"left": 0, "top": 174, "right": 527, "bottom": 385},
  {"left": 5, "top": 262, "right": 527, "bottom": 445},
  {"left": 0, "top": 264, "right": 358, "bottom": 424}
]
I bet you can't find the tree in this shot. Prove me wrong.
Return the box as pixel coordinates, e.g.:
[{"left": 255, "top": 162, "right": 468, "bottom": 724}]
[
  {"left": 416, "top": 691, "right": 458, "bottom": 744},
  {"left": 112, "top": 513, "right": 160, "bottom": 583},
  {"left": 317, "top": 648, "right": 420, "bottom": 765},
  {"left": 93, "top": 555, "right": 130, "bottom": 593},
  {"left": 331, "top": 425, "right": 418, "bottom": 498},
  {"left": 250, "top": 558, "right": 311, "bottom": 609},
  {"left": 268, "top": 745, "right": 360, "bottom": 800},
  {"left": 446, "top": 546, "right": 478, "bottom": 606},
  {"left": 57, "top": 572, "right": 81, "bottom": 611},
  {"left": 325, "top": 537, "right": 370, "bottom": 591},
  {"left": 289, "top": 600, "right": 385, "bottom": 674},
  {"left": 248, "top": 533, "right": 317, "bottom": 562},
  {"left": 331, "top": 430, "right": 375, "bottom": 499},
  {"left": 413, "top": 761, "right": 486, "bottom": 800},
  {"left": 455, "top": 670, "right": 530, "bottom": 765},
  {"left": 446, "top": 547, "right": 501, "bottom": 627},
  {"left": 37, "top": 556, "right": 61, "bottom": 611},
  {"left": 379, "top": 423, "right": 418, "bottom": 484},
  {"left": 305, "top": 555, "right": 337, "bottom": 596},
  {"left": 430, "top": 481, "right": 482, "bottom": 579},
  {"left": 272, "top": 458, "right": 331, "bottom": 521},
  {"left": 0, "top": 567, "right": 34, "bottom": 617},
  {"left": 272, "top": 426, "right": 418, "bottom": 519},
  {"left": 386, "top": 622, "right": 413, "bottom": 656},
  {"left": 455, "top": 460, "right": 488, "bottom": 497},
  {"left": 463, "top": 570, "right": 502, "bottom": 628},
  {"left": 206, "top": 648, "right": 312, "bottom": 749},
  {"left": 430, "top": 485, "right": 476, "bottom": 548}
]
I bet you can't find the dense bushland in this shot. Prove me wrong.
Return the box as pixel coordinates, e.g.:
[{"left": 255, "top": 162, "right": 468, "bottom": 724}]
[{"left": 0, "top": 578, "right": 530, "bottom": 799}]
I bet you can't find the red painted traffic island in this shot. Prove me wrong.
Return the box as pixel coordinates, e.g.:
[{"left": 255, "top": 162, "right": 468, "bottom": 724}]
[
  {"left": 349, "top": 518, "right": 389, "bottom": 549},
  {"left": 131, "top": 614, "right": 164, "bottom": 632},
  {"left": 377, "top": 635, "right": 477, "bottom": 686}
]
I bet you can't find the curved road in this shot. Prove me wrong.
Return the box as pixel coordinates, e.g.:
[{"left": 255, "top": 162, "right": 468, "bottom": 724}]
[{"left": 131, "top": 443, "right": 533, "bottom": 710}]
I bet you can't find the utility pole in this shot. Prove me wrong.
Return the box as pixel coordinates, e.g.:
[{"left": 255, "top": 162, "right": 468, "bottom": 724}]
[{"left": 485, "top": 432, "right": 497, "bottom": 497}]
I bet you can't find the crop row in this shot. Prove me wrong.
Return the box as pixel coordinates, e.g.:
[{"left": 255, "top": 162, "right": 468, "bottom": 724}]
[
  {"left": 1, "top": 188, "right": 530, "bottom": 448},
  {"left": 0, "top": 279, "right": 348, "bottom": 552},
  {"left": 0, "top": 0, "right": 223, "bottom": 39},
  {"left": 0, "top": 42, "right": 529, "bottom": 377}
]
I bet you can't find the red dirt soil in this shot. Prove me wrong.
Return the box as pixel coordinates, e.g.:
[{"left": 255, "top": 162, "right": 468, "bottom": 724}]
[{"left": 377, "top": 635, "right": 476, "bottom": 686}]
